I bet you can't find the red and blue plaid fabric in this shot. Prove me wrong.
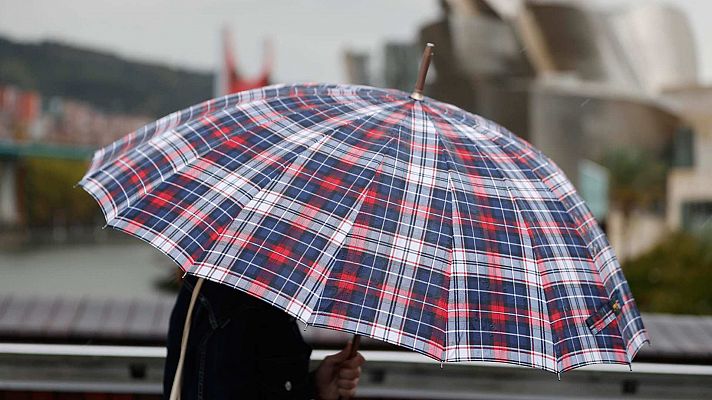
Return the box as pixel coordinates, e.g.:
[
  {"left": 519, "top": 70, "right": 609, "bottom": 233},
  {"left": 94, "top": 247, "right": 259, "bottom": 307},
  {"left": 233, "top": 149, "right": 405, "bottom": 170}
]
[{"left": 80, "top": 83, "right": 648, "bottom": 374}]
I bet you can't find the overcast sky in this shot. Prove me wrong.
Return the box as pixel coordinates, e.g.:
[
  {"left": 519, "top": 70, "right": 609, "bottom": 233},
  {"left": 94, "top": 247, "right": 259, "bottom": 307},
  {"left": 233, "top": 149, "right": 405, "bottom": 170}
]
[{"left": 0, "top": 0, "right": 710, "bottom": 84}]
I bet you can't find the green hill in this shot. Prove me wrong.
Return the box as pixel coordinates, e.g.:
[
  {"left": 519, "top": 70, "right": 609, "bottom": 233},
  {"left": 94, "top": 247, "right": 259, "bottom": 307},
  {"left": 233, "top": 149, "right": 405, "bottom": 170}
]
[{"left": 0, "top": 37, "right": 212, "bottom": 117}]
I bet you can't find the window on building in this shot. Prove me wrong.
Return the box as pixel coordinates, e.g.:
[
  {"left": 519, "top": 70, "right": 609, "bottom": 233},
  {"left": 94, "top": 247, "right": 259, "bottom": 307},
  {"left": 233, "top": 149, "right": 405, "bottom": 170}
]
[
  {"left": 672, "top": 127, "right": 695, "bottom": 168},
  {"left": 682, "top": 201, "right": 712, "bottom": 234}
]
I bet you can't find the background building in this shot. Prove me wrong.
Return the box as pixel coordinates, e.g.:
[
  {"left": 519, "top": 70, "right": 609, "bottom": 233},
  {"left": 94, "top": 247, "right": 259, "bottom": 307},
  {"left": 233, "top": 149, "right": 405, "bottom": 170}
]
[{"left": 339, "top": 0, "right": 712, "bottom": 260}]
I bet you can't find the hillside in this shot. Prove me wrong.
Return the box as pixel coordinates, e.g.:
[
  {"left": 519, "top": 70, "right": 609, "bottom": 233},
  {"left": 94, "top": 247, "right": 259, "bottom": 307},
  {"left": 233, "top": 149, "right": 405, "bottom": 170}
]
[{"left": 0, "top": 37, "right": 212, "bottom": 117}]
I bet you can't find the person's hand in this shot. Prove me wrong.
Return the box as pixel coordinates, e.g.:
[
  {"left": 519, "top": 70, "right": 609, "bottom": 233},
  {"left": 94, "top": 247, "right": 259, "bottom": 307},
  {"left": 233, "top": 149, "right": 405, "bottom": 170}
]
[{"left": 314, "top": 341, "right": 365, "bottom": 399}]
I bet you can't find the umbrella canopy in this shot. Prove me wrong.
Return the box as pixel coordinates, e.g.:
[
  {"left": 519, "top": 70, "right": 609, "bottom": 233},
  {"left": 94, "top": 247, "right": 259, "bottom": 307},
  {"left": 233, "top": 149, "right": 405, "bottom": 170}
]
[{"left": 79, "top": 80, "right": 648, "bottom": 374}]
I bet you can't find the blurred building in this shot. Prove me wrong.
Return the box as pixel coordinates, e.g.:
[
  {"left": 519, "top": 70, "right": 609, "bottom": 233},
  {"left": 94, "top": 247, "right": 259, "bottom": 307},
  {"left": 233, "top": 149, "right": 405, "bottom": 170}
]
[
  {"left": 661, "top": 86, "right": 712, "bottom": 233},
  {"left": 395, "top": 0, "right": 712, "bottom": 260},
  {"left": 0, "top": 84, "right": 150, "bottom": 228},
  {"left": 343, "top": 50, "right": 371, "bottom": 86},
  {"left": 606, "top": 3, "right": 698, "bottom": 95},
  {"left": 383, "top": 42, "right": 420, "bottom": 92},
  {"left": 0, "top": 86, "right": 41, "bottom": 142},
  {"left": 0, "top": 84, "right": 150, "bottom": 148}
]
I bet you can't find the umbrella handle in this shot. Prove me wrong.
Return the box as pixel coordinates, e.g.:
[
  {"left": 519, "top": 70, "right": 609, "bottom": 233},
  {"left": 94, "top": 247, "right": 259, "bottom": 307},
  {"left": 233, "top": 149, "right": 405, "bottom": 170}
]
[
  {"left": 170, "top": 280, "right": 361, "bottom": 400},
  {"left": 337, "top": 334, "right": 361, "bottom": 400}
]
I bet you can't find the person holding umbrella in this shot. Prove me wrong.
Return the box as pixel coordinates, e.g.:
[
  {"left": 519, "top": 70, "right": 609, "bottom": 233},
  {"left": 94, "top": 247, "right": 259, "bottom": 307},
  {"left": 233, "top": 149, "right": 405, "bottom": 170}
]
[
  {"left": 81, "top": 43, "right": 648, "bottom": 399},
  {"left": 163, "top": 275, "right": 365, "bottom": 399}
]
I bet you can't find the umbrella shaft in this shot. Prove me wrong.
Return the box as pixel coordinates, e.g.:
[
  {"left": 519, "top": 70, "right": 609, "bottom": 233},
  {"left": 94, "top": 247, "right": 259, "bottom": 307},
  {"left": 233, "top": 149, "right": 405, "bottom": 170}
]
[
  {"left": 349, "top": 334, "right": 361, "bottom": 359},
  {"left": 411, "top": 43, "right": 434, "bottom": 100}
]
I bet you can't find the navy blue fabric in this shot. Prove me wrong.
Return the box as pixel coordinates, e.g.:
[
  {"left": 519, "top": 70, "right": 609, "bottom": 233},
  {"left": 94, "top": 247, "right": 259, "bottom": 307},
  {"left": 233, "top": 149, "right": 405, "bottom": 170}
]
[{"left": 163, "top": 276, "right": 315, "bottom": 399}]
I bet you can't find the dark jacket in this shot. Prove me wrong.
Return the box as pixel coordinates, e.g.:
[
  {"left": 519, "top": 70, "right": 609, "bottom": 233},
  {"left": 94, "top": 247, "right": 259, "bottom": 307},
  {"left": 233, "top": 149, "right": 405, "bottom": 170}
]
[{"left": 163, "top": 275, "right": 316, "bottom": 399}]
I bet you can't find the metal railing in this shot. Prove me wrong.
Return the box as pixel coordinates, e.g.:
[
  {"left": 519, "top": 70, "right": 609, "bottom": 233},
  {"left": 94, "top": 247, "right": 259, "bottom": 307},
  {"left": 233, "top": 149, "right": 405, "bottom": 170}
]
[{"left": 1, "top": 343, "right": 712, "bottom": 399}]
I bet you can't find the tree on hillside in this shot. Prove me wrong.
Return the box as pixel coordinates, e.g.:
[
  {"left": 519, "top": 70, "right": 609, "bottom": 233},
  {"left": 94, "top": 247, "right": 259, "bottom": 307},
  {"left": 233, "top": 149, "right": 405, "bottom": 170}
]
[{"left": 0, "top": 37, "right": 212, "bottom": 117}]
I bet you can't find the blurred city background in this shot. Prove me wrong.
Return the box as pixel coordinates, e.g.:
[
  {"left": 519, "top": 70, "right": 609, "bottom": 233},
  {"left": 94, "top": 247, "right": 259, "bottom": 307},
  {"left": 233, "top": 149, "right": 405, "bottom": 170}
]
[{"left": 0, "top": 0, "right": 711, "bottom": 399}]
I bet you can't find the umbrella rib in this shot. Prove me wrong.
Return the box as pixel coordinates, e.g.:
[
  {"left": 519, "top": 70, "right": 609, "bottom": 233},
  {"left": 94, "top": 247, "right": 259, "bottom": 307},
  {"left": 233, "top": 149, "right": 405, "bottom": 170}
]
[
  {"left": 83, "top": 84, "right": 398, "bottom": 194},
  {"left": 427, "top": 105, "right": 648, "bottom": 368},
  {"left": 465, "top": 134, "right": 553, "bottom": 370},
  {"left": 85, "top": 84, "right": 385, "bottom": 177},
  {"left": 500, "top": 143, "right": 639, "bottom": 368},
  {"left": 413, "top": 107, "right": 455, "bottom": 361},
  {"left": 348, "top": 131, "right": 402, "bottom": 336},
  {"left": 478, "top": 132, "right": 620, "bottom": 369},
  {"left": 424, "top": 106, "right": 559, "bottom": 370},
  {"left": 258, "top": 112, "right": 404, "bottom": 319},
  {"left": 436, "top": 108, "right": 634, "bottom": 372},
  {"left": 442, "top": 165, "right": 462, "bottom": 362},
  {"left": 84, "top": 87, "right": 285, "bottom": 178},
  {"left": 91, "top": 95, "right": 404, "bottom": 232},
  {"left": 81, "top": 102, "right": 325, "bottom": 222},
  {"left": 87, "top": 101, "right": 404, "bottom": 283},
  {"left": 380, "top": 101, "right": 451, "bottom": 358},
  {"left": 419, "top": 107, "right": 480, "bottom": 362},
  {"left": 496, "top": 166, "right": 557, "bottom": 371},
  {"left": 306, "top": 106, "right": 415, "bottom": 327},
  {"left": 307, "top": 141, "right": 394, "bottom": 326},
  {"left": 190, "top": 100, "right": 410, "bottom": 302}
]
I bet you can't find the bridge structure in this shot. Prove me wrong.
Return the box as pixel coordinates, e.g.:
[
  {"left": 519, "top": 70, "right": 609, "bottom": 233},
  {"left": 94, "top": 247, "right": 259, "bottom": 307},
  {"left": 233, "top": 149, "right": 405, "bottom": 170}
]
[{"left": 0, "top": 141, "right": 94, "bottom": 227}]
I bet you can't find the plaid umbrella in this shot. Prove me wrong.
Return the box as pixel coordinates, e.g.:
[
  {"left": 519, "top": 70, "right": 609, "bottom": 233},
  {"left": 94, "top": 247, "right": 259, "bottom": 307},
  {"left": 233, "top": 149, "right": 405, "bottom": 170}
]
[{"left": 79, "top": 47, "right": 648, "bottom": 376}]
